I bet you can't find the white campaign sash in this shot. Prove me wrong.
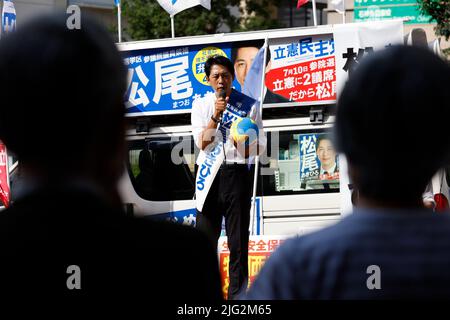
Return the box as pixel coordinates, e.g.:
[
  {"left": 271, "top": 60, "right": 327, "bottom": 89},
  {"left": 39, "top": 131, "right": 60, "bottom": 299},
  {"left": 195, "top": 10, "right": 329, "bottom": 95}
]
[
  {"left": 156, "top": 0, "right": 211, "bottom": 16},
  {"left": 195, "top": 141, "right": 225, "bottom": 212}
]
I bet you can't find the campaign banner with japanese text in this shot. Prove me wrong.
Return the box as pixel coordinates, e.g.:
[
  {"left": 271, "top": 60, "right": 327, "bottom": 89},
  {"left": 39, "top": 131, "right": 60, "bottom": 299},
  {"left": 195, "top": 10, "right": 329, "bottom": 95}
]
[
  {"left": 124, "top": 43, "right": 242, "bottom": 116},
  {"left": 333, "top": 20, "right": 404, "bottom": 96},
  {"left": 218, "top": 235, "right": 288, "bottom": 300},
  {"left": 299, "top": 134, "right": 319, "bottom": 181},
  {"left": 122, "top": 22, "right": 403, "bottom": 117},
  {"left": 265, "top": 34, "right": 336, "bottom": 104}
]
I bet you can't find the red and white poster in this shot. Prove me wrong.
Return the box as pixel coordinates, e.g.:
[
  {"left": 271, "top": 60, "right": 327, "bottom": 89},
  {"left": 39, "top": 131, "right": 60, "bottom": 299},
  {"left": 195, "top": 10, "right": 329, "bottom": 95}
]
[
  {"left": 0, "top": 142, "right": 10, "bottom": 207},
  {"left": 265, "top": 34, "right": 336, "bottom": 104},
  {"left": 217, "top": 235, "right": 289, "bottom": 299}
]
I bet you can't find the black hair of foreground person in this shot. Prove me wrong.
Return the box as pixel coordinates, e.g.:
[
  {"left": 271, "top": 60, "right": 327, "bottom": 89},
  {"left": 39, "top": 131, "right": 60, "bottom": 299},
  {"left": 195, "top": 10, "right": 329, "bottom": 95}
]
[
  {"left": 0, "top": 13, "right": 222, "bottom": 302},
  {"left": 245, "top": 46, "right": 450, "bottom": 300}
]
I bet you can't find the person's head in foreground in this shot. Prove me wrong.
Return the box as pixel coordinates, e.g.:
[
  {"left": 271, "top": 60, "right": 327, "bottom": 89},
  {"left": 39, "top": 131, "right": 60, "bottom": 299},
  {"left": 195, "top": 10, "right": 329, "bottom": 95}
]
[
  {"left": 0, "top": 14, "right": 223, "bottom": 301},
  {"left": 244, "top": 46, "right": 450, "bottom": 300},
  {"left": 335, "top": 45, "right": 450, "bottom": 209},
  {"left": 0, "top": 13, "right": 127, "bottom": 206}
]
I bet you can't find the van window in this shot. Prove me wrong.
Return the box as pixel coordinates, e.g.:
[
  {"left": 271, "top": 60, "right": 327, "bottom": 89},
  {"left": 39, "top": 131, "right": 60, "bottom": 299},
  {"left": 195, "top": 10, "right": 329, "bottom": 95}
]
[
  {"left": 127, "top": 136, "right": 197, "bottom": 201},
  {"left": 258, "top": 129, "right": 340, "bottom": 196}
]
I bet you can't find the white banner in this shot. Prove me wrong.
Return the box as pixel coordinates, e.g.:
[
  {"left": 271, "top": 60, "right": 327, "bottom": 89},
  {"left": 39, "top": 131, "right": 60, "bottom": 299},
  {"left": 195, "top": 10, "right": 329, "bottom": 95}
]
[
  {"left": 333, "top": 20, "right": 404, "bottom": 96},
  {"left": 333, "top": 20, "right": 404, "bottom": 216},
  {"left": 157, "top": 0, "right": 211, "bottom": 16}
]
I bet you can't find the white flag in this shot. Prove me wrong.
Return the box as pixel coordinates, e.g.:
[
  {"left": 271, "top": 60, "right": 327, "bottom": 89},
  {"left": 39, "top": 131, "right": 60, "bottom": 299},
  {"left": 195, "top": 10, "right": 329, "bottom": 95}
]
[
  {"left": 330, "top": 0, "right": 344, "bottom": 14},
  {"left": 157, "top": 0, "right": 211, "bottom": 16},
  {"left": 2, "top": 0, "right": 16, "bottom": 34}
]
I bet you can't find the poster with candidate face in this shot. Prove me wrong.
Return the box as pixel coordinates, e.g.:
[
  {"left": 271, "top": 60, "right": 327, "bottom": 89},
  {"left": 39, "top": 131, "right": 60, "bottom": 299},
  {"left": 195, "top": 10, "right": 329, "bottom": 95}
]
[
  {"left": 121, "top": 22, "right": 403, "bottom": 117},
  {"left": 299, "top": 133, "right": 339, "bottom": 190},
  {"left": 265, "top": 34, "right": 336, "bottom": 105},
  {"left": 122, "top": 34, "right": 338, "bottom": 116}
]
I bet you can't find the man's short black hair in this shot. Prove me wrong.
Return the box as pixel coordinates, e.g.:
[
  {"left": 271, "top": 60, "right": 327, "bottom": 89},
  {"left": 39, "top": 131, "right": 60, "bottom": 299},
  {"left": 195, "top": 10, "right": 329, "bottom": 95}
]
[
  {"left": 335, "top": 45, "right": 450, "bottom": 202},
  {"left": 0, "top": 13, "right": 127, "bottom": 174},
  {"left": 205, "top": 55, "right": 235, "bottom": 79}
]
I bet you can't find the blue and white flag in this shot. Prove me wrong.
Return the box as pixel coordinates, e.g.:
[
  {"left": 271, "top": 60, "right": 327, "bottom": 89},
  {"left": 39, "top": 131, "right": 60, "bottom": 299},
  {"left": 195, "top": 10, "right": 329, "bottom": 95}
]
[
  {"left": 242, "top": 46, "right": 266, "bottom": 105},
  {"left": 2, "top": 0, "right": 16, "bottom": 34},
  {"left": 157, "top": 0, "right": 211, "bottom": 16},
  {"left": 114, "top": 0, "right": 120, "bottom": 6}
]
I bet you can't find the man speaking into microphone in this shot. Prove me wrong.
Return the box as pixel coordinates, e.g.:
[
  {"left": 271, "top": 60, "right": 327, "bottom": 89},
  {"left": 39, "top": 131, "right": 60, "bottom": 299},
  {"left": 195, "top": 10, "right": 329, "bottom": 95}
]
[{"left": 191, "top": 55, "right": 266, "bottom": 300}]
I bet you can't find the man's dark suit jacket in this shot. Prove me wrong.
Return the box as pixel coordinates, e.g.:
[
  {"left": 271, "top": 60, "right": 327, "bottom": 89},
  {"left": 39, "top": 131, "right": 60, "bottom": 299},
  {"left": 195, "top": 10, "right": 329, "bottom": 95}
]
[{"left": 0, "top": 185, "right": 222, "bottom": 303}]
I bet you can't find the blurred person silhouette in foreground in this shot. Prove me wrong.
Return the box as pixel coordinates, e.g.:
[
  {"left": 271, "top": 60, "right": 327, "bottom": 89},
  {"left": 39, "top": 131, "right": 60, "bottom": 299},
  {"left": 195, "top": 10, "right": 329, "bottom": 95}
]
[
  {"left": 0, "top": 13, "right": 222, "bottom": 302},
  {"left": 245, "top": 46, "right": 450, "bottom": 299}
]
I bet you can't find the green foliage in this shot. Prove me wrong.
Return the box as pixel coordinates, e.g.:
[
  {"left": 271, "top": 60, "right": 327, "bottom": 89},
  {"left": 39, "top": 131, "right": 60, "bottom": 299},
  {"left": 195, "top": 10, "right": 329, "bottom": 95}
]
[
  {"left": 418, "top": 0, "right": 450, "bottom": 55},
  {"left": 122, "top": 0, "right": 282, "bottom": 40},
  {"left": 237, "top": 0, "right": 283, "bottom": 32}
]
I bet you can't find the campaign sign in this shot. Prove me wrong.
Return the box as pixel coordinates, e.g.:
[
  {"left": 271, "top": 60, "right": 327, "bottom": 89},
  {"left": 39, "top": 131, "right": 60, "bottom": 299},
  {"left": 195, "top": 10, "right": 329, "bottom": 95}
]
[
  {"left": 123, "top": 43, "right": 242, "bottom": 116},
  {"left": 218, "top": 235, "right": 288, "bottom": 300},
  {"left": 266, "top": 34, "right": 336, "bottom": 104},
  {"left": 299, "top": 134, "right": 320, "bottom": 181},
  {"left": 299, "top": 133, "right": 339, "bottom": 189}
]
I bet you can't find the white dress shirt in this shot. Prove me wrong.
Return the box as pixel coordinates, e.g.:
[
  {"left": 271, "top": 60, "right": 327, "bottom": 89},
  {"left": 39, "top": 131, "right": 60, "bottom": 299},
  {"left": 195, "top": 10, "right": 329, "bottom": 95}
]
[{"left": 191, "top": 90, "right": 266, "bottom": 165}]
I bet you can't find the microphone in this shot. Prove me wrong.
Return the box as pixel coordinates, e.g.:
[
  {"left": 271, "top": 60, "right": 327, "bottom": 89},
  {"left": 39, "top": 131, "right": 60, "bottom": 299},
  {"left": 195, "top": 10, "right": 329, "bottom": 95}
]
[{"left": 217, "top": 89, "right": 227, "bottom": 120}]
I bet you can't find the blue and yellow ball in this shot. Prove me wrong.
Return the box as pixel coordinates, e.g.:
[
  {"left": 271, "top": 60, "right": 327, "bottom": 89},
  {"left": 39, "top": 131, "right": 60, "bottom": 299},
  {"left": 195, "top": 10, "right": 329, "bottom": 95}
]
[{"left": 230, "top": 117, "right": 259, "bottom": 146}]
